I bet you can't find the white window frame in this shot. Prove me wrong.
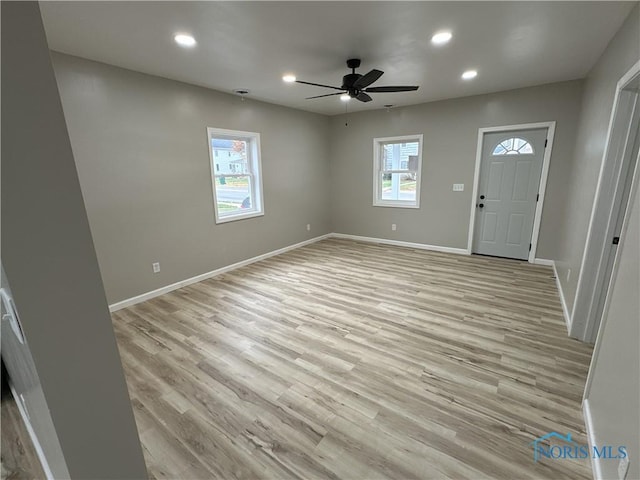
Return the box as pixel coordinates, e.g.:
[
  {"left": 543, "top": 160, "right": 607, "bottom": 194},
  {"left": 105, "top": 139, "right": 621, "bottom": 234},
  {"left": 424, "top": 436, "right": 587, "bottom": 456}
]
[
  {"left": 207, "top": 127, "right": 264, "bottom": 224},
  {"left": 373, "top": 134, "right": 423, "bottom": 208}
]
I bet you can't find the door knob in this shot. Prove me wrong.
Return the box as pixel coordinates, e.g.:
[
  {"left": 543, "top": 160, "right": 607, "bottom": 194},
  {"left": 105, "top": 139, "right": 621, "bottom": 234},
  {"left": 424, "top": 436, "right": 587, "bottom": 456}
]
[
  {"left": 480, "top": 195, "right": 485, "bottom": 200},
  {"left": 479, "top": 203, "right": 484, "bottom": 208}
]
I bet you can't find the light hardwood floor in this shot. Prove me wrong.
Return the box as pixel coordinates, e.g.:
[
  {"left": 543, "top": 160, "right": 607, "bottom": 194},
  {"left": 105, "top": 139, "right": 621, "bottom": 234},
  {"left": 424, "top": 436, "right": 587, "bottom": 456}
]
[
  {"left": 1, "top": 394, "right": 46, "bottom": 480},
  {"left": 112, "top": 239, "right": 594, "bottom": 479}
]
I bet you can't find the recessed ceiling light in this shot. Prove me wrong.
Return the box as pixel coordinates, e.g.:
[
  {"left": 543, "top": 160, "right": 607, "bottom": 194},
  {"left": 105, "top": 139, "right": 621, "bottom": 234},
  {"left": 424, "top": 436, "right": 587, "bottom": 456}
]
[
  {"left": 282, "top": 74, "right": 296, "bottom": 83},
  {"left": 174, "top": 34, "right": 196, "bottom": 47},
  {"left": 340, "top": 94, "right": 351, "bottom": 101},
  {"left": 431, "top": 31, "right": 452, "bottom": 45},
  {"left": 462, "top": 70, "right": 478, "bottom": 80}
]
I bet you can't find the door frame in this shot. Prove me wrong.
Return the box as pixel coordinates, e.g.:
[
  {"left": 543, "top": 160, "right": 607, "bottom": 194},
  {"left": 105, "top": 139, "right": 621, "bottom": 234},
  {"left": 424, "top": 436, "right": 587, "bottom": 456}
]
[
  {"left": 583, "top": 136, "right": 639, "bottom": 399},
  {"left": 571, "top": 59, "right": 640, "bottom": 343},
  {"left": 466, "top": 121, "right": 556, "bottom": 263}
]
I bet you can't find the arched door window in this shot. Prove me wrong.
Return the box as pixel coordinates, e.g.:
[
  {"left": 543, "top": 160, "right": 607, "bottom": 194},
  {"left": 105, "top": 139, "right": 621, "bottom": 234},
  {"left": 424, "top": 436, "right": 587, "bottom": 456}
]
[{"left": 492, "top": 137, "right": 533, "bottom": 155}]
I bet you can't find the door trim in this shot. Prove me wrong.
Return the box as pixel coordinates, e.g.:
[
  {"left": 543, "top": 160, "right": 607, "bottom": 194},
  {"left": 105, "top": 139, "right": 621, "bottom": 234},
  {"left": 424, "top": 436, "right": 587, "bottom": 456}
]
[
  {"left": 571, "top": 59, "right": 640, "bottom": 343},
  {"left": 583, "top": 147, "right": 639, "bottom": 398},
  {"left": 467, "top": 121, "right": 556, "bottom": 263}
]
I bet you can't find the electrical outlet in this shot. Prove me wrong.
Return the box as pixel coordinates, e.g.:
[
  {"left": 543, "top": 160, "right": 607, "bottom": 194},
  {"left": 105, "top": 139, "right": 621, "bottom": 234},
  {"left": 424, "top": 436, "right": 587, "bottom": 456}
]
[
  {"left": 618, "top": 455, "right": 630, "bottom": 480},
  {"left": 453, "top": 183, "right": 465, "bottom": 192},
  {"left": 391, "top": 224, "right": 397, "bottom": 231},
  {"left": 306, "top": 224, "right": 311, "bottom": 231},
  {"left": 152, "top": 262, "right": 160, "bottom": 273},
  {"left": 567, "top": 269, "right": 571, "bottom": 282}
]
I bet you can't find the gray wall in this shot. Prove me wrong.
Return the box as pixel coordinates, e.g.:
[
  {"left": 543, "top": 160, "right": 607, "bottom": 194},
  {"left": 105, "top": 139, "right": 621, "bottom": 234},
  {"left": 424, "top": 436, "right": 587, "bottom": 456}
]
[
  {"left": 51, "top": 53, "right": 331, "bottom": 304},
  {"left": 576, "top": 6, "right": 640, "bottom": 478},
  {"left": 555, "top": 4, "right": 640, "bottom": 314},
  {"left": 1, "top": 3, "right": 147, "bottom": 478},
  {"left": 584, "top": 169, "right": 639, "bottom": 480},
  {"left": 328, "top": 81, "right": 583, "bottom": 258}
]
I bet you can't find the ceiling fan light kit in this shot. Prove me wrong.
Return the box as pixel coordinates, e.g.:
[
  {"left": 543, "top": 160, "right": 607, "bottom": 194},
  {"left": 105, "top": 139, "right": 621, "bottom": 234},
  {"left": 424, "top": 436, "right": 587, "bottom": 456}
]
[{"left": 295, "top": 58, "right": 419, "bottom": 103}]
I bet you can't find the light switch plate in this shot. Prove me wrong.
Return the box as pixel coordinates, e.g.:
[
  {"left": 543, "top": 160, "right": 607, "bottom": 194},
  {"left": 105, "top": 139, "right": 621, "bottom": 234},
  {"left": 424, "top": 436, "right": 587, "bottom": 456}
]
[{"left": 453, "top": 184, "right": 464, "bottom": 192}]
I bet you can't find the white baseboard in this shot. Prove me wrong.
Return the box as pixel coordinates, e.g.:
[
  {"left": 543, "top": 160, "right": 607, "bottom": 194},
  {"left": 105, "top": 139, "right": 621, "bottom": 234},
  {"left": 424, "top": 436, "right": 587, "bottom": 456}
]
[
  {"left": 109, "top": 234, "right": 332, "bottom": 311},
  {"left": 551, "top": 261, "right": 572, "bottom": 332},
  {"left": 9, "top": 384, "right": 55, "bottom": 480},
  {"left": 331, "top": 233, "right": 468, "bottom": 255},
  {"left": 109, "top": 233, "right": 556, "bottom": 312},
  {"left": 583, "top": 399, "right": 603, "bottom": 480},
  {"left": 533, "top": 258, "right": 555, "bottom": 266}
]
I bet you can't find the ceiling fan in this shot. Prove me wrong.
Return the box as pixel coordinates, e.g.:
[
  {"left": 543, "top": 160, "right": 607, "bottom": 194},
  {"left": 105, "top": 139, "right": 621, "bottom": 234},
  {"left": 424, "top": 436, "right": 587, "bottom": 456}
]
[{"left": 296, "top": 58, "right": 419, "bottom": 103}]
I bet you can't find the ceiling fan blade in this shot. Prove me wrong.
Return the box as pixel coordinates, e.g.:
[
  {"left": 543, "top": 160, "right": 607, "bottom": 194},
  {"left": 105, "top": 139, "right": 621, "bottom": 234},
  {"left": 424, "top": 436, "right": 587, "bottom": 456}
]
[
  {"left": 296, "top": 80, "right": 344, "bottom": 91},
  {"left": 353, "top": 69, "right": 384, "bottom": 89},
  {"left": 306, "top": 92, "right": 346, "bottom": 100},
  {"left": 356, "top": 92, "right": 373, "bottom": 103},
  {"left": 364, "top": 86, "right": 419, "bottom": 93}
]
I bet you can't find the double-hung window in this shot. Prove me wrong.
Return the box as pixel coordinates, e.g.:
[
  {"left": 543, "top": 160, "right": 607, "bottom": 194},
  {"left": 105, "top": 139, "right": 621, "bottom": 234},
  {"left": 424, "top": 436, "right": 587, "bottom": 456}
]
[
  {"left": 373, "top": 135, "right": 423, "bottom": 208},
  {"left": 207, "top": 128, "right": 264, "bottom": 223}
]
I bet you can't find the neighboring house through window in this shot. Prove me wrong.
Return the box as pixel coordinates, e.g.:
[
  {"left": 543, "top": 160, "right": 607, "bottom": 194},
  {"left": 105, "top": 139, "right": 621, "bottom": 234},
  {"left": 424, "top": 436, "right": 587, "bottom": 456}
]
[
  {"left": 373, "top": 135, "right": 423, "bottom": 208},
  {"left": 207, "top": 127, "right": 264, "bottom": 223}
]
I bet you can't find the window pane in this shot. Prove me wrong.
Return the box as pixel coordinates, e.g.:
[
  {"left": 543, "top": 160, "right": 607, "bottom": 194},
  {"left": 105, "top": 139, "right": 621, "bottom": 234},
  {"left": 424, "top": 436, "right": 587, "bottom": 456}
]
[
  {"left": 211, "top": 138, "right": 249, "bottom": 174},
  {"left": 519, "top": 143, "right": 533, "bottom": 154},
  {"left": 215, "top": 175, "right": 252, "bottom": 216},
  {"left": 381, "top": 172, "right": 417, "bottom": 202},
  {"left": 492, "top": 137, "right": 533, "bottom": 155},
  {"left": 503, "top": 138, "right": 514, "bottom": 151},
  {"left": 374, "top": 135, "right": 422, "bottom": 208},
  {"left": 493, "top": 144, "right": 507, "bottom": 155},
  {"left": 382, "top": 142, "right": 419, "bottom": 171}
]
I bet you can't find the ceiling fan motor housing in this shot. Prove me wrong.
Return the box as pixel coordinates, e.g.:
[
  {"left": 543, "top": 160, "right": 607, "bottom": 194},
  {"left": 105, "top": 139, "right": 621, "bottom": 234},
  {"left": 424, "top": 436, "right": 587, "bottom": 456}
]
[
  {"left": 342, "top": 73, "right": 362, "bottom": 94},
  {"left": 297, "top": 57, "right": 418, "bottom": 102},
  {"left": 344, "top": 59, "right": 363, "bottom": 96}
]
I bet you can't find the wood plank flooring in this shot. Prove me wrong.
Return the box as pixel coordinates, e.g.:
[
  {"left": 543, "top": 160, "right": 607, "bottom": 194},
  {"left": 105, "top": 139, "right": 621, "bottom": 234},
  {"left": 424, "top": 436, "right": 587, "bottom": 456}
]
[
  {"left": 112, "top": 239, "right": 594, "bottom": 479},
  {"left": 1, "top": 394, "right": 46, "bottom": 480}
]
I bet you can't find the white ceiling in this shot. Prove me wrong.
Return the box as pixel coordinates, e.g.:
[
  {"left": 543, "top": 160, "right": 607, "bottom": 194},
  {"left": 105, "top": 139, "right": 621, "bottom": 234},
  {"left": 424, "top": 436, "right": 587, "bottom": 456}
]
[{"left": 41, "top": 1, "right": 635, "bottom": 116}]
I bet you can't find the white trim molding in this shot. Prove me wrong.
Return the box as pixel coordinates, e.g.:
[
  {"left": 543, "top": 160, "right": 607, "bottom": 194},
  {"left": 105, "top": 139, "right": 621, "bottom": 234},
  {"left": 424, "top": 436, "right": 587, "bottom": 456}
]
[
  {"left": 467, "top": 121, "right": 556, "bottom": 263},
  {"left": 571, "top": 59, "right": 640, "bottom": 342},
  {"left": 109, "top": 234, "right": 331, "bottom": 311},
  {"left": 108, "top": 233, "right": 564, "bottom": 316},
  {"left": 532, "top": 259, "right": 572, "bottom": 331},
  {"left": 533, "top": 258, "right": 571, "bottom": 331},
  {"left": 332, "top": 233, "right": 468, "bottom": 255},
  {"left": 372, "top": 134, "right": 424, "bottom": 209},
  {"left": 9, "top": 384, "right": 56, "bottom": 480},
  {"left": 551, "top": 260, "right": 572, "bottom": 332},
  {"left": 533, "top": 258, "right": 554, "bottom": 267},
  {"left": 583, "top": 126, "right": 640, "bottom": 397},
  {"left": 583, "top": 399, "right": 603, "bottom": 480},
  {"left": 109, "top": 233, "right": 470, "bottom": 311},
  {"left": 206, "top": 127, "right": 265, "bottom": 225}
]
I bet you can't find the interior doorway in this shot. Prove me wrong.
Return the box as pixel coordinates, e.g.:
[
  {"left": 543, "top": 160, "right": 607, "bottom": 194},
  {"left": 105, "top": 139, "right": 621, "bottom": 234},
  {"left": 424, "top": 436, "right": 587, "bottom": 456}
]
[{"left": 572, "top": 60, "right": 640, "bottom": 343}]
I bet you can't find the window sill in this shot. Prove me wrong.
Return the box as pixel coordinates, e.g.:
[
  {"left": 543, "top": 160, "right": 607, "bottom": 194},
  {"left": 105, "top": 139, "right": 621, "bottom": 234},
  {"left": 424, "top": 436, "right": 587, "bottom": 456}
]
[
  {"left": 215, "top": 210, "right": 264, "bottom": 224},
  {"left": 373, "top": 202, "right": 420, "bottom": 209}
]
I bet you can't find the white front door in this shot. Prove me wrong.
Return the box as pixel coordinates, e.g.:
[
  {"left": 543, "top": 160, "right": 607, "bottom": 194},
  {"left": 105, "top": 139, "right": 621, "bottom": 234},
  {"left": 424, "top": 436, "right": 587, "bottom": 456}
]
[{"left": 473, "top": 128, "right": 547, "bottom": 260}]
